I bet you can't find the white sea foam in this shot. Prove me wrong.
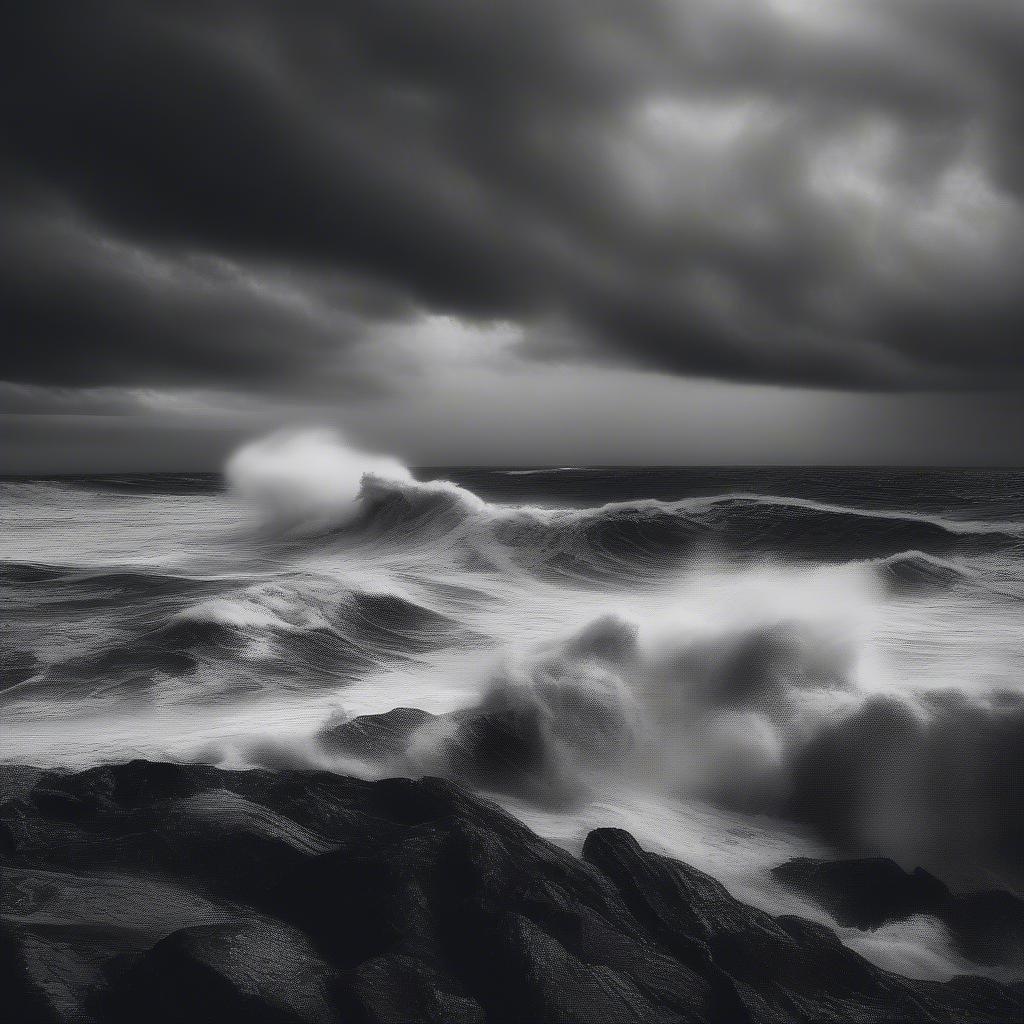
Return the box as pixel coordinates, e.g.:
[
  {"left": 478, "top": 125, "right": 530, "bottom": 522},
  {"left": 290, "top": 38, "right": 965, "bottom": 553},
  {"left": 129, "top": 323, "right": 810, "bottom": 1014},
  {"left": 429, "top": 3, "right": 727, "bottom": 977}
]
[
  {"left": 4, "top": 438, "right": 1024, "bottom": 983},
  {"left": 226, "top": 427, "right": 413, "bottom": 533}
]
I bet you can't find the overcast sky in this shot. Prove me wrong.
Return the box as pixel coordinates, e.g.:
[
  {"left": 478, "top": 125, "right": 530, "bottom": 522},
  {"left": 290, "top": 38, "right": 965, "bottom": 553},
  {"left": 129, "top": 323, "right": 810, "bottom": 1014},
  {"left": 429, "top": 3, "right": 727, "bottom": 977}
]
[{"left": 4, "top": 0, "right": 1024, "bottom": 470}]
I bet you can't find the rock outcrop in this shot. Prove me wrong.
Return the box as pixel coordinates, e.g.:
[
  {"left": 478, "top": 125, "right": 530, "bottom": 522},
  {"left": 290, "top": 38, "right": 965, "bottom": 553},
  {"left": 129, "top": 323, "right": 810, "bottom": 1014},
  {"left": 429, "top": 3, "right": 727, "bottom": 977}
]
[
  {"left": 773, "top": 856, "right": 1024, "bottom": 968},
  {"left": 771, "top": 857, "right": 952, "bottom": 930},
  {"left": 315, "top": 707, "right": 436, "bottom": 769},
  {"left": 106, "top": 919, "right": 339, "bottom": 1024},
  {"left": 1, "top": 759, "right": 1021, "bottom": 1023}
]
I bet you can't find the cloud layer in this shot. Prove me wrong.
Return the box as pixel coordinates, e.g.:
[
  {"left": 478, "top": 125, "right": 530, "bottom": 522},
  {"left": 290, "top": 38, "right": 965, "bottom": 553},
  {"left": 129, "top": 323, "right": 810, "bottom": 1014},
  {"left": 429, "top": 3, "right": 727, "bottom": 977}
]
[{"left": 4, "top": 0, "right": 1024, "bottom": 404}]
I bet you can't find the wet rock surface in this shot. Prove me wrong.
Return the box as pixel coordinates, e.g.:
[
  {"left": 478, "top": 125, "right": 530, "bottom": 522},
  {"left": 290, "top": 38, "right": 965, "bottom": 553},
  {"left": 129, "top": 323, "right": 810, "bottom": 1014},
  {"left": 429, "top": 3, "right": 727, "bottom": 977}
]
[
  {"left": 773, "top": 856, "right": 1024, "bottom": 968},
  {"left": 315, "top": 707, "right": 437, "bottom": 770},
  {"left": 771, "top": 857, "right": 952, "bottom": 930},
  {"left": 104, "top": 918, "right": 339, "bottom": 1024},
  {"left": 1, "top": 758, "right": 1021, "bottom": 1023}
]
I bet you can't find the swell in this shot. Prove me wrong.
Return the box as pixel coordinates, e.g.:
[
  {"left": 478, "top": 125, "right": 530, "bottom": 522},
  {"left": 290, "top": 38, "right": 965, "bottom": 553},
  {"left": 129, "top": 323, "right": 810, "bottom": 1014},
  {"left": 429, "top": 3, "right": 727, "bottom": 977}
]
[
  {"left": 0, "top": 560, "right": 243, "bottom": 593},
  {"left": 871, "top": 551, "right": 976, "bottom": 595},
  {"left": 866, "top": 550, "right": 1024, "bottom": 601},
  {"left": 1, "top": 571, "right": 482, "bottom": 706},
  {"left": 0, "top": 473, "right": 220, "bottom": 496},
  {"left": 334, "top": 477, "right": 1023, "bottom": 583}
]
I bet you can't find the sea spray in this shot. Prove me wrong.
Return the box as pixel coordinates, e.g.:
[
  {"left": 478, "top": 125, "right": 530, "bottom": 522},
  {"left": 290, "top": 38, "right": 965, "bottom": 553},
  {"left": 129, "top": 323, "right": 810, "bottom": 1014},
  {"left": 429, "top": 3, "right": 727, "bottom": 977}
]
[
  {"left": 225, "top": 427, "right": 413, "bottom": 533},
  {"left": 5, "top": 447, "right": 1024, "bottom": 983}
]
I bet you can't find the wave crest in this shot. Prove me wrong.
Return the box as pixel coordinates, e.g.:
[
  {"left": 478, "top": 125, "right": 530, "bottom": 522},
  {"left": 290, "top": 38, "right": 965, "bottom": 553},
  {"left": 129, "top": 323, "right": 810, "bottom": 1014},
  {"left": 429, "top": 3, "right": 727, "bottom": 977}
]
[
  {"left": 335, "top": 475, "right": 1022, "bottom": 583},
  {"left": 315, "top": 606, "right": 1024, "bottom": 883},
  {"left": 226, "top": 428, "right": 413, "bottom": 534}
]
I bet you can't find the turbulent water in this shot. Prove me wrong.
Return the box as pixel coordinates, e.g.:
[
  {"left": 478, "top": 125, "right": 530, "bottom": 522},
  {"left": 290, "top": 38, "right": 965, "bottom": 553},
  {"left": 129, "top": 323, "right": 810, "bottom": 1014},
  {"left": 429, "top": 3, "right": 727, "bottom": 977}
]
[{"left": 2, "top": 440, "right": 1023, "bottom": 983}]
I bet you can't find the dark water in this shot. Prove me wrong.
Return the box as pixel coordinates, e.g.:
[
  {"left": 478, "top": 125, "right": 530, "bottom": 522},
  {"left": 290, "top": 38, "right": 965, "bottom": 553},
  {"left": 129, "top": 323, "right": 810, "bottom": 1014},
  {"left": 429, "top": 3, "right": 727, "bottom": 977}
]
[
  {"left": 13, "top": 463, "right": 1023, "bottom": 513},
  {"left": 1, "top": 463, "right": 1022, "bottom": 980},
  {"left": 438, "top": 465, "right": 1024, "bottom": 520}
]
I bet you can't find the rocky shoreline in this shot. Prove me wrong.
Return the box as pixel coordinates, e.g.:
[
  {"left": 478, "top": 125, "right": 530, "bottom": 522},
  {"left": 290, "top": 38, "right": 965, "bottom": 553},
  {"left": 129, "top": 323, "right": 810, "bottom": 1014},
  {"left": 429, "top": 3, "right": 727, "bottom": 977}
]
[{"left": 2, "top": 758, "right": 1021, "bottom": 1023}]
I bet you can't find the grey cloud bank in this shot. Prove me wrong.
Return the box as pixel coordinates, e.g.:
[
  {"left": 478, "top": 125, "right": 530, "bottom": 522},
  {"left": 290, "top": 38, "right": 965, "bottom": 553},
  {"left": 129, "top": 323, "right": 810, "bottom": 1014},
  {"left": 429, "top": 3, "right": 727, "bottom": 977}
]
[{"left": 3, "top": 1, "right": 1024, "bottom": 466}]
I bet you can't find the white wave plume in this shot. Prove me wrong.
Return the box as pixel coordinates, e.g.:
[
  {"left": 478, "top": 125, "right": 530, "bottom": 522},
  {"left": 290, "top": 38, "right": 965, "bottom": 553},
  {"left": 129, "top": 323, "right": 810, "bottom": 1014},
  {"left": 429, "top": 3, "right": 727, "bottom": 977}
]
[{"left": 226, "top": 428, "right": 412, "bottom": 533}]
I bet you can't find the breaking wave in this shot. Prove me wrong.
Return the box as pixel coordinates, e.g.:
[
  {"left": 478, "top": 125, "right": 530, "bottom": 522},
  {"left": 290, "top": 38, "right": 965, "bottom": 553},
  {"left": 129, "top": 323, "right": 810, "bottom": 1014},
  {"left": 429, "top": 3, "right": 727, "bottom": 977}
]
[
  {"left": 226, "top": 427, "right": 413, "bottom": 534},
  {"left": 5, "top": 428, "right": 1024, "bottom": 980},
  {"left": 210, "top": 431, "right": 1024, "bottom": 595},
  {"left": 310, "top": 609, "right": 1024, "bottom": 886},
  {"left": 323, "top": 473, "right": 1023, "bottom": 589}
]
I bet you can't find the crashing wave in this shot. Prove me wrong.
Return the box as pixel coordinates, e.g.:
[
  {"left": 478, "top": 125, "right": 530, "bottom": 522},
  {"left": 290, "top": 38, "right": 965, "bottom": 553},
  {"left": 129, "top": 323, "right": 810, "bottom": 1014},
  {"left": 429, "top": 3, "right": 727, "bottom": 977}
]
[
  {"left": 309, "top": 608, "right": 1024, "bottom": 885},
  {"left": 222, "top": 429, "right": 1021, "bottom": 582},
  {"left": 329, "top": 475, "right": 1023, "bottom": 586},
  {"left": 226, "top": 428, "right": 414, "bottom": 534}
]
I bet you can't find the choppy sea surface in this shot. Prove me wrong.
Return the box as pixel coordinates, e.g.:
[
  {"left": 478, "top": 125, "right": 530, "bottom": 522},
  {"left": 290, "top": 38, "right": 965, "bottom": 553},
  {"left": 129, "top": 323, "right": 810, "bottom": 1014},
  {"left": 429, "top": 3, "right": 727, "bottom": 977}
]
[{"left": 2, "top": 464, "right": 1023, "bottom": 981}]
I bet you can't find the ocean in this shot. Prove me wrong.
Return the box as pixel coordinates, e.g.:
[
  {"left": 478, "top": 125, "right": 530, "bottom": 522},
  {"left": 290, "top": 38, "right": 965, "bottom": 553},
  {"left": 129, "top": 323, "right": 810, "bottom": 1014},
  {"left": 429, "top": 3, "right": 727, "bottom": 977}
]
[{"left": 2, "top": 457, "right": 1023, "bottom": 982}]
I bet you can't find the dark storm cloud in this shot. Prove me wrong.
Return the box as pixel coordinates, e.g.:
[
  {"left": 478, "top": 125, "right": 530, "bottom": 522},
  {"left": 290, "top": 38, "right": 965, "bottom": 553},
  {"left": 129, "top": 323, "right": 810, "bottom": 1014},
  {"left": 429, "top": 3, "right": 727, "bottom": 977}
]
[
  {"left": 3, "top": 0, "right": 1024, "bottom": 397},
  {"left": 0, "top": 198, "right": 415, "bottom": 392}
]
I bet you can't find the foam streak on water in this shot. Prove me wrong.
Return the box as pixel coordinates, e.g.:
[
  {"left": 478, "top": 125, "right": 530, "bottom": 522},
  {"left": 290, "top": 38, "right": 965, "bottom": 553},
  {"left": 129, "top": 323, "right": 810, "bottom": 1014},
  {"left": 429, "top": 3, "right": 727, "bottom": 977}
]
[{"left": 2, "top": 436, "right": 1023, "bottom": 981}]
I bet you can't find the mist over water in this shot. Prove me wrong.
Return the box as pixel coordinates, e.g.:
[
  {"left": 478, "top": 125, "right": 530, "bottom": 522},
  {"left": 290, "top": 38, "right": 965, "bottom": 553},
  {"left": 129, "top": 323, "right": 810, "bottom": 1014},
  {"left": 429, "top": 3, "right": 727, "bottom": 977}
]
[
  {"left": 2, "top": 430, "right": 1023, "bottom": 981},
  {"left": 226, "top": 428, "right": 414, "bottom": 534}
]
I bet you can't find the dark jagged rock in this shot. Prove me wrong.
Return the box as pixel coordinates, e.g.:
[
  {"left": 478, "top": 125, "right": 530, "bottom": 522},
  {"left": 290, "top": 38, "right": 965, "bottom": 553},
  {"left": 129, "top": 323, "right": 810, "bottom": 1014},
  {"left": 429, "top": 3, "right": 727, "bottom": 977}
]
[
  {"left": 938, "top": 890, "right": 1024, "bottom": 967},
  {"left": 270, "top": 776, "right": 666, "bottom": 1005},
  {"left": 2, "top": 865, "right": 243, "bottom": 1023},
  {"left": 773, "top": 855, "right": 1024, "bottom": 968},
  {"left": 584, "top": 828, "right": 1022, "bottom": 1023},
  {"left": 104, "top": 918, "right": 339, "bottom": 1024},
  {"left": 342, "top": 953, "right": 486, "bottom": 1024},
  {"left": 1, "top": 759, "right": 380, "bottom": 898},
  {"left": 489, "top": 912, "right": 683, "bottom": 1024},
  {"left": 771, "top": 856, "right": 951, "bottom": 930},
  {"left": 1, "top": 759, "right": 1021, "bottom": 1024},
  {"left": 430, "top": 706, "right": 553, "bottom": 796},
  {"left": 1, "top": 922, "right": 67, "bottom": 1024},
  {"left": 0, "top": 764, "right": 44, "bottom": 804},
  {"left": 316, "top": 707, "right": 436, "bottom": 768}
]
